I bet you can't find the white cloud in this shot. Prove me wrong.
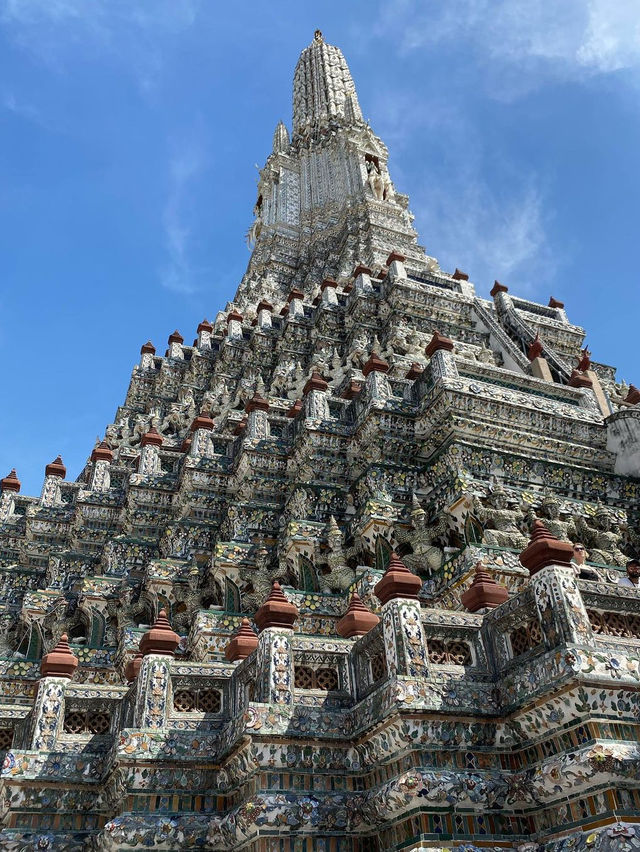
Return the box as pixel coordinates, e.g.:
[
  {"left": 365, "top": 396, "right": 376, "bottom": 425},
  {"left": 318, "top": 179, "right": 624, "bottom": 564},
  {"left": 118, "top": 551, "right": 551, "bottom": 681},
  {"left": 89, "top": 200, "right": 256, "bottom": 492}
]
[
  {"left": 161, "top": 142, "right": 206, "bottom": 295},
  {"left": 373, "top": 0, "right": 640, "bottom": 96}
]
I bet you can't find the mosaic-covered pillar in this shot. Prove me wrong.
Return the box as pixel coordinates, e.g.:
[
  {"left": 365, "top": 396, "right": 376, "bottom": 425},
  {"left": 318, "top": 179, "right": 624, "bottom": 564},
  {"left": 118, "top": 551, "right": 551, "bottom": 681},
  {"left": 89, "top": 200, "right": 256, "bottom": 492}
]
[
  {"left": 321, "top": 278, "right": 339, "bottom": 305},
  {"left": 245, "top": 392, "right": 270, "bottom": 439},
  {"left": 132, "top": 610, "right": 179, "bottom": 730},
  {"left": 529, "top": 565, "right": 594, "bottom": 649},
  {"left": 139, "top": 428, "right": 163, "bottom": 474},
  {"left": 363, "top": 352, "right": 390, "bottom": 401},
  {"left": 197, "top": 318, "right": 213, "bottom": 349},
  {"left": 0, "top": 469, "right": 20, "bottom": 520},
  {"left": 520, "top": 521, "right": 593, "bottom": 648},
  {"left": 425, "top": 331, "right": 458, "bottom": 380},
  {"left": 167, "top": 329, "right": 184, "bottom": 359},
  {"left": 254, "top": 583, "right": 298, "bottom": 707},
  {"left": 139, "top": 340, "right": 156, "bottom": 369},
  {"left": 30, "top": 634, "right": 78, "bottom": 750},
  {"left": 90, "top": 442, "right": 113, "bottom": 492},
  {"left": 287, "top": 288, "right": 305, "bottom": 319},
  {"left": 256, "top": 299, "right": 273, "bottom": 329},
  {"left": 386, "top": 250, "right": 407, "bottom": 283},
  {"left": 303, "top": 370, "right": 330, "bottom": 420},
  {"left": 190, "top": 412, "right": 214, "bottom": 458},
  {"left": 226, "top": 309, "right": 244, "bottom": 340},
  {"left": 375, "top": 553, "right": 429, "bottom": 678},
  {"left": 40, "top": 456, "right": 66, "bottom": 507}
]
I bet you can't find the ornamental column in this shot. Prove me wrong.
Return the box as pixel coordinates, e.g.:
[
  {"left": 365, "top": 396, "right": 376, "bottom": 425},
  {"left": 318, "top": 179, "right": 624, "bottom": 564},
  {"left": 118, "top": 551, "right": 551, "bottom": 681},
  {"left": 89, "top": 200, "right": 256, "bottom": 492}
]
[
  {"left": 40, "top": 456, "right": 66, "bottom": 507},
  {"left": 132, "top": 609, "right": 179, "bottom": 729},
  {"left": 254, "top": 583, "right": 298, "bottom": 707},
  {"left": 31, "top": 634, "right": 78, "bottom": 750},
  {"left": 245, "top": 391, "right": 270, "bottom": 439},
  {"left": 362, "top": 351, "right": 390, "bottom": 400},
  {"left": 139, "top": 340, "right": 156, "bottom": 369},
  {"left": 139, "top": 427, "right": 163, "bottom": 474},
  {"left": 189, "top": 411, "right": 214, "bottom": 457},
  {"left": 425, "top": 331, "right": 458, "bottom": 380},
  {"left": 520, "top": 521, "right": 594, "bottom": 648},
  {"left": 196, "top": 318, "right": 213, "bottom": 349},
  {"left": 90, "top": 441, "right": 113, "bottom": 492},
  {"left": 0, "top": 469, "right": 20, "bottom": 521},
  {"left": 303, "top": 370, "right": 330, "bottom": 420},
  {"left": 374, "top": 552, "right": 428, "bottom": 678}
]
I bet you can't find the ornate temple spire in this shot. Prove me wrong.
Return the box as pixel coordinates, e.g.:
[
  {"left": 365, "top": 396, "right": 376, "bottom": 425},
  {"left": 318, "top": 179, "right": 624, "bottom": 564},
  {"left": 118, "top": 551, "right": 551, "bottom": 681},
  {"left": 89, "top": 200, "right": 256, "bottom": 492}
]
[{"left": 292, "top": 30, "right": 363, "bottom": 136}]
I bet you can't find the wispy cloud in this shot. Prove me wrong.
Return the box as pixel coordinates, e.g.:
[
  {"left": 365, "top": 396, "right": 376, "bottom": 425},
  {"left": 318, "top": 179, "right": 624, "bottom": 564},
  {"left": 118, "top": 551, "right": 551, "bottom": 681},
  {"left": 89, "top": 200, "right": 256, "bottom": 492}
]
[
  {"left": 0, "top": 0, "right": 200, "bottom": 91},
  {"left": 161, "top": 139, "right": 206, "bottom": 295},
  {"left": 373, "top": 0, "right": 640, "bottom": 98},
  {"left": 373, "top": 88, "right": 555, "bottom": 294}
]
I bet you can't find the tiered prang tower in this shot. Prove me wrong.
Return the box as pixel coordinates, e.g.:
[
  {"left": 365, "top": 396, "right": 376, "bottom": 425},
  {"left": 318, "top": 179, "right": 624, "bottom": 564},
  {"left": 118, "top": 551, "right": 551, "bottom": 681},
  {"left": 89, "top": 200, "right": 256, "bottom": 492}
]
[{"left": 1, "top": 31, "right": 640, "bottom": 852}]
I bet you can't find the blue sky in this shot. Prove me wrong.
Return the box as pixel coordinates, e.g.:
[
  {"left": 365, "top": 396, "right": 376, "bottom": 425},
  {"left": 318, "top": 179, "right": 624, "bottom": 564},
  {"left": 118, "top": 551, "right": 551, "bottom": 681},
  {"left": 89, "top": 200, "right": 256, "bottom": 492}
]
[{"left": 1, "top": 0, "right": 639, "bottom": 495}]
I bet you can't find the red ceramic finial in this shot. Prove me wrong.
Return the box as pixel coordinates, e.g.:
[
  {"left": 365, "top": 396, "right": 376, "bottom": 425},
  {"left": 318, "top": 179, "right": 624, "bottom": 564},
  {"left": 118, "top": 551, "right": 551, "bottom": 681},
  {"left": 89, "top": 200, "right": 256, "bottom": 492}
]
[
  {"left": 352, "top": 264, "right": 372, "bottom": 278},
  {"left": 140, "top": 340, "right": 156, "bottom": 355},
  {"left": 374, "top": 552, "right": 422, "bottom": 605},
  {"left": 321, "top": 278, "right": 338, "bottom": 291},
  {"left": 461, "top": 562, "right": 509, "bottom": 612},
  {"left": 405, "top": 363, "right": 424, "bottom": 381},
  {"left": 337, "top": 592, "right": 380, "bottom": 638},
  {"left": 286, "top": 289, "right": 304, "bottom": 303},
  {"left": 490, "top": 280, "right": 508, "bottom": 296},
  {"left": 1, "top": 469, "right": 21, "bottom": 493},
  {"left": 168, "top": 330, "right": 184, "bottom": 345},
  {"left": 254, "top": 582, "right": 299, "bottom": 632},
  {"left": 257, "top": 300, "right": 274, "bottom": 313},
  {"left": 519, "top": 520, "right": 574, "bottom": 576},
  {"left": 190, "top": 411, "right": 215, "bottom": 431},
  {"left": 303, "top": 369, "right": 329, "bottom": 394},
  {"left": 197, "top": 318, "right": 213, "bottom": 333},
  {"left": 45, "top": 456, "right": 66, "bottom": 479},
  {"left": 286, "top": 399, "right": 303, "bottom": 418},
  {"left": 425, "top": 331, "right": 454, "bottom": 358},
  {"left": 341, "top": 379, "right": 362, "bottom": 400},
  {"left": 139, "top": 609, "right": 180, "bottom": 657},
  {"left": 125, "top": 651, "right": 143, "bottom": 682},
  {"left": 452, "top": 268, "right": 469, "bottom": 281},
  {"left": 548, "top": 296, "right": 564, "bottom": 309},
  {"left": 527, "top": 333, "right": 543, "bottom": 361},
  {"left": 225, "top": 618, "right": 259, "bottom": 661},
  {"left": 362, "top": 352, "right": 389, "bottom": 377},
  {"left": 386, "top": 251, "right": 406, "bottom": 266},
  {"left": 245, "top": 391, "right": 270, "bottom": 413},
  {"left": 141, "top": 427, "right": 163, "bottom": 447},
  {"left": 91, "top": 441, "right": 113, "bottom": 463},
  {"left": 40, "top": 633, "right": 78, "bottom": 679}
]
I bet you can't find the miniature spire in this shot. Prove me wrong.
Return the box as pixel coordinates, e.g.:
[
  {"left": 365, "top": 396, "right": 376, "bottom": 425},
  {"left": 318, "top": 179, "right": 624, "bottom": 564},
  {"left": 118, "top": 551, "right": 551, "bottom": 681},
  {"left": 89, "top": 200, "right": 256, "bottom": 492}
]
[
  {"left": 139, "top": 609, "right": 180, "bottom": 657},
  {"left": 1, "top": 469, "right": 20, "bottom": 493},
  {"left": 461, "top": 562, "right": 509, "bottom": 612},
  {"left": 374, "top": 552, "right": 422, "bottom": 605},
  {"left": 337, "top": 592, "right": 380, "bottom": 638},
  {"left": 519, "top": 520, "right": 574, "bottom": 576},
  {"left": 254, "top": 581, "right": 299, "bottom": 632},
  {"left": 225, "top": 618, "right": 259, "bottom": 662},
  {"left": 272, "top": 121, "right": 290, "bottom": 153},
  {"left": 292, "top": 31, "right": 363, "bottom": 135},
  {"left": 91, "top": 441, "right": 113, "bottom": 463},
  {"left": 141, "top": 426, "right": 163, "bottom": 446},
  {"left": 40, "top": 633, "right": 78, "bottom": 679},
  {"left": 45, "top": 456, "right": 66, "bottom": 479}
]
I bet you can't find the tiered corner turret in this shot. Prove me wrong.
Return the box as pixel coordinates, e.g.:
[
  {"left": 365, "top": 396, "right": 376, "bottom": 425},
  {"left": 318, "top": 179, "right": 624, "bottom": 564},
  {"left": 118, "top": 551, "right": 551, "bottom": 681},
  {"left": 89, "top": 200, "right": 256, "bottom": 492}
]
[{"left": 0, "top": 30, "right": 639, "bottom": 852}]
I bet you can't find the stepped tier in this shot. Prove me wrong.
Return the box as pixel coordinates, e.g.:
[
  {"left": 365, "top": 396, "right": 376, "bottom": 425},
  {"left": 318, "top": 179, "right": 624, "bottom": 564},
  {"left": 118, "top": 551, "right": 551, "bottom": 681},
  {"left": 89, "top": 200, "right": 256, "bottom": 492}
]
[{"left": 1, "top": 30, "right": 640, "bottom": 852}]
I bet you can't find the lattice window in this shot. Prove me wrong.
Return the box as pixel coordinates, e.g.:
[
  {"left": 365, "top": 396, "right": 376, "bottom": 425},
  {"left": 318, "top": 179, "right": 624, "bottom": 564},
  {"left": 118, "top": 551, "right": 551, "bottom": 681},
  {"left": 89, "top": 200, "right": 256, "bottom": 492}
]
[
  {"left": 370, "top": 653, "right": 387, "bottom": 683},
  {"left": 63, "top": 711, "right": 111, "bottom": 735},
  {"left": 294, "top": 665, "right": 339, "bottom": 691},
  {"left": 427, "top": 639, "right": 472, "bottom": 665},
  {"left": 198, "top": 689, "right": 221, "bottom": 713},
  {"left": 0, "top": 728, "right": 13, "bottom": 750},
  {"left": 587, "top": 610, "right": 640, "bottom": 640},
  {"left": 510, "top": 620, "right": 543, "bottom": 657},
  {"left": 173, "top": 688, "right": 222, "bottom": 713}
]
